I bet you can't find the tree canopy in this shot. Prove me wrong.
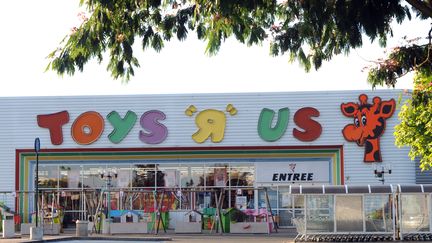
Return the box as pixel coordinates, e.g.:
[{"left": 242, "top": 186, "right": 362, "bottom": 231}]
[
  {"left": 47, "top": 0, "right": 417, "bottom": 80},
  {"left": 47, "top": 0, "right": 432, "bottom": 169}
]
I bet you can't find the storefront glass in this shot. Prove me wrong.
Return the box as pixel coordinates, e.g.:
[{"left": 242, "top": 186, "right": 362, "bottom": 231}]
[
  {"left": 38, "top": 165, "right": 58, "bottom": 188},
  {"left": 132, "top": 164, "right": 156, "bottom": 188},
  {"left": 205, "top": 163, "right": 229, "bottom": 187},
  {"left": 306, "top": 195, "right": 334, "bottom": 232},
  {"left": 186, "top": 164, "right": 205, "bottom": 188},
  {"left": 336, "top": 195, "right": 363, "bottom": 232},
  {"left": 111, "top": 164, "right": 131, "bottom": 188},
  {"left": 37, "top": 160, "right": 309, "bottom": 228},
  {"left": 229, "top": 163, "right": 254, "bottom": 187},
  {"left": 82, "top": 165, "right": 106, "bottom": 188},
  {"left": 364, "top": 195, "right": 393, "bottom": 232},
  {"left": 60, "top": 165, "right": 82, "bottom": 189},
  {"left": 158, "top": 163, "right": 181, "bottom": 188},
  {"left": 401, "top": 194, "right": 430, "bottom": 232}
]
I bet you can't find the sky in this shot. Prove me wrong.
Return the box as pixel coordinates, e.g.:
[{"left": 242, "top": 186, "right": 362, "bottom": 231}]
[{"left": 0, "top": 1, "right": 429, "bottom": 97}]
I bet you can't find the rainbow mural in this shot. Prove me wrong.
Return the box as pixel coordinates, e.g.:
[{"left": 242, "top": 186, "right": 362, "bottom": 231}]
[{"left": 15, "top": 145, "right": 344, "bottom": 222}]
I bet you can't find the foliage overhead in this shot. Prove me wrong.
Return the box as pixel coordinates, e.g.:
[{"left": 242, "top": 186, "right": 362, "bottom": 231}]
[
  {"left": 364, "top": 0, "right": 432, "bottom": 170},
  {"left": 394, "top": 69, "right": 432, "bottom": 170},
  {"left": 47, "top": 0, "right": 432, "bottom": 169},
  {"left": 47, "top": 0, "right": 414, "bottom": 81}
]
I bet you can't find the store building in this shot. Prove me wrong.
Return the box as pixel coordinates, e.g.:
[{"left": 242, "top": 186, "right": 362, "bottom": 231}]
[{"left": 0, "top": 90, "right": 418, "bottom": 227}]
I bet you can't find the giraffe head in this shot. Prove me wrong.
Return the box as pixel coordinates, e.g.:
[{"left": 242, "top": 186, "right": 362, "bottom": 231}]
[{"left": 341, "top": 94, "right": 395, "bottom": 162}]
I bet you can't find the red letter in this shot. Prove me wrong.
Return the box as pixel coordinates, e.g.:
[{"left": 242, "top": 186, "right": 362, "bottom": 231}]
[
  {"left": 37, "top": 111, "right": 70, "bottom": 145},
  {"left": 293, "top": 107, "right": 322, "bottom": 142}
]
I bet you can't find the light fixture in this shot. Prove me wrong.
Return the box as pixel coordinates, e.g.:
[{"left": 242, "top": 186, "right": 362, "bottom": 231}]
[{"left": 373, "top": 164, "right": 392, "bottom": 184}]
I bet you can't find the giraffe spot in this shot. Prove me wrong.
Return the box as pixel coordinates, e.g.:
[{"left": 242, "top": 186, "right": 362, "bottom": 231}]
[
  {"left": 372, "top": 117, "right": 385, "bottom": 138},
  {"left": 365, "top": 140, "right": 373, "bottom": 154},
  {"left": 373, "top": 150, "right": 381, "bottom": 162},
  {"left": 382, "top": 104, "right": 392, "bottom": 114},
  {"left": 344, "top": 106, "right": 355, "bottom": 114}
]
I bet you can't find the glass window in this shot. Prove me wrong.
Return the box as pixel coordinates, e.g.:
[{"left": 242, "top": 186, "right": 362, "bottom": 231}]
[
  {"left": 82, "top": 165, "right": 106, "bottom": 189},
  {"left": 294, "top": 195, "right": 305, "bottom": 209},
  {"left": 336, "top": 195, "right": 363, "bottom": 232},
  {"left": 132, "top": 164, "right": 156, "bottom": 188},
  {"left": 401, "top": 194, "right": 430, "bottom": 232},
  {"left": 206, "top": 163, "right": 229, "bottom": 187},
  {"left": 38, "top": 165, "right": 58, "bottom": 188},
  {"left": 59, "top": 165, "right": 82, "bottom": 189},
  {"left": 279, "top": 188, "right": 292, "bottom": 208},
  {"left": 306, "top": 195, "right": 334, "bottom": 232},
  {"left": 364, "top": 195, "right": 393, "bottom": 232},
  {"left": 204, "top": 165, "right": 214, "bottom": 187},
  {"left": 157, "top": 164, "right": 180, "bottom": 188},
  {"left": 258, "top": 188, "right": 277, "bottom": 209},
  {"left": 230, "top": 163, "right": 254, "bottom": 187},
  {"left": 108, "top": 164, "right": 131, "bottom": 188},
  {"left": 180, "top": 164, "right": 204, "bottom": 188},
  {"left": 279, "top": 210, "right": 294, "bottom": 227}
]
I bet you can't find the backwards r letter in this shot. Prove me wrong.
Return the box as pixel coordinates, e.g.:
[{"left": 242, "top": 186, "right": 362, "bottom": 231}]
[
  {"left": 341, "top": 94, "right": 395, "bottom": 162},
  {"left": 186, "top": 104, "right": 237, "bottom": 143}
]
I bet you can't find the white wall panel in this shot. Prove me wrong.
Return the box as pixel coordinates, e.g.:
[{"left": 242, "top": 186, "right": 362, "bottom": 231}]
[{"left": 0, "top": 90, "right": 415, "bottom": 206}]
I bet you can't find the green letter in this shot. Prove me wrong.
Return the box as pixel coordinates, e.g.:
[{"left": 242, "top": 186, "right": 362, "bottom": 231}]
[
  {"left": 107, "top": 110, "right": 137, "bottom": 143},
  {"left": 258, "top": 108, "right": 289, "bottom": 141}
]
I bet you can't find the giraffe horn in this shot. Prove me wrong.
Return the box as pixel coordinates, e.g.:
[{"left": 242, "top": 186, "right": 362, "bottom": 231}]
[
  {"left": 359, "top": 94, "right": 368, "bottom": 105},
  {"left": 372, "top": 97, "right": 381, "bottom": 111}
]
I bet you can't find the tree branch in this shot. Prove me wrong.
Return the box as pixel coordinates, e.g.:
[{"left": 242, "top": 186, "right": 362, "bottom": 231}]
[{"left": 406, "top": 0, "right": 432, "bottom": 18}]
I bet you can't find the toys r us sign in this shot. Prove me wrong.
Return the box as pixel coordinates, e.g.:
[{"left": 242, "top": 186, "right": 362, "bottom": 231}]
[{"left": 37, "top": 105, "right": 322, "bottom": 145}]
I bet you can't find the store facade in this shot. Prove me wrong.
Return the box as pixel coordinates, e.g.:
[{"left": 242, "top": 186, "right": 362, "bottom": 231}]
[{"left": 0, "top": 90, "right": 415, "bottom": 227}]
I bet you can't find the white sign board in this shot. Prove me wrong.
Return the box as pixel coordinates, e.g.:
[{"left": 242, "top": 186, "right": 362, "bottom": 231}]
[
  {"left": 235, "top": 196, "right": 247, "bottom": 209},
  {"left": 255, "top": 161, "right": 330, "bottom": 184}
]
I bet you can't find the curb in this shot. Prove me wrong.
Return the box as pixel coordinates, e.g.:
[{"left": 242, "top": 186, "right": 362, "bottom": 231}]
[{"left": 20, "top": 236, "right": 172, "bottom": 242}]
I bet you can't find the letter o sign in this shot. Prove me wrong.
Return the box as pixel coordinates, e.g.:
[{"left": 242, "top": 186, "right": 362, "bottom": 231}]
[{"left": 72, "top": 111, "right": 104, "bottom": 145}]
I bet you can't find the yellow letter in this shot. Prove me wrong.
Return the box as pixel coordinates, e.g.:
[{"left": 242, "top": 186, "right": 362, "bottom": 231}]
[{"left": 192, "top": 109, "right": 226, "bottom": 143}]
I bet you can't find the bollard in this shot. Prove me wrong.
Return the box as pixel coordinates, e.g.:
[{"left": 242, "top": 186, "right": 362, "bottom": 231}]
[
  {"left": 76, "top": 220, "right": 89, "bottom": 237},
  {"left": 30, "top": 226, "right": 43, "bottom": 240},
  {"left": 102, "top": 218, "right": 111, "bottom": 234},
  {"left": 2, "top": 214, "right": 14, "bottom": 238}
]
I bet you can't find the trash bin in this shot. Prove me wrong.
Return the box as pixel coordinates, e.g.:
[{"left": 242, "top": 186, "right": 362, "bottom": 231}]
[
  {"left": 102, "top": 218, "right": 111, "bottom": 234},
  {"left": 2, "top": 212, "right": 14, "bottom": 238},
  {"left": 76, "top": 220, "right": 88, "bottom": 237},
  {"left": 221, "top": 208, "right": 236, "bottom": 233},
  {"left": 30, "top": 226, "right": 43, "bottom": 240},
  {"left": 202, "top": 208, "right": 216, "bottom": 230}
]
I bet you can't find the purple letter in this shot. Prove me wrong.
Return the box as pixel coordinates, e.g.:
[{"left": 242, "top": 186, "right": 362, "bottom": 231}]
[{"left": 139, "top": 110, "right": 168, "bottom": 144}]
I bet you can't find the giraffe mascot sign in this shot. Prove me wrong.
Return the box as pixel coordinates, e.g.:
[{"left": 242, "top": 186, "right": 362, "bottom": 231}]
[{"left": 341, "top": 94, "right": 396, "bottom": 162}]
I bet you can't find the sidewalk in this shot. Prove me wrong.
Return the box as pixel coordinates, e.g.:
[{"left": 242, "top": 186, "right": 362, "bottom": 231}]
[{"left": 1, "top": 228, "right": 296, "bottom": 243}]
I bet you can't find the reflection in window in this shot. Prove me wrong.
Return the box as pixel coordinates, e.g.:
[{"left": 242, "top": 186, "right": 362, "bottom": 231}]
[
  {"left": 306, "top": 195, "right": 334, "bottom": 232},
  {"left": 401, "top": 194, "right": 430, "bottom": 232},
  {"left": 210, "top": 163, "right": 228, "bottom": 187},
  {"left": 157, "top": 164, "right": 180, "bottom": 188},
  {"left": 294, "top": 195, "right": 305, "bottom": 209},
  {"left": 364, "top": 195, "right": 393, "bottom": 232},
  {"left": 82, "top": 165, "right": 106, "bottom": 188},
  {"left": 60, "top": 165, "right": 81, "bottom": 189},
  {"left": 230, "top": 163, "right": 254, "bottom": 187},
  {"left": 38, "top": 165, "right": 58, "bottom": 188},
  {"left": 204, "top": 165, "right": 215, "bottom": 187},
  {"left": 336, "top": 195, "right": 363, "bottom": 232},
  {"left": 132, "top": 164, "right": 155, "bottom": 188},
  {"left": 181, "top": 164, "right": 204, "bottom": 188},
  {"left": 258, "top": 188, "right": 276, "bottom": 209},
  {"left": 279, "top": 190, "right": 292, "bottom": 208},
  {"left": 109, "top": 165, "right": 131, "bottom": 188}
]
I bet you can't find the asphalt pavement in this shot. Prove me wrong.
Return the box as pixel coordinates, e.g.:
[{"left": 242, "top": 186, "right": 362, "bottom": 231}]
[{"left": 1, "top": 228, "right": 296, "bottom": 243}]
